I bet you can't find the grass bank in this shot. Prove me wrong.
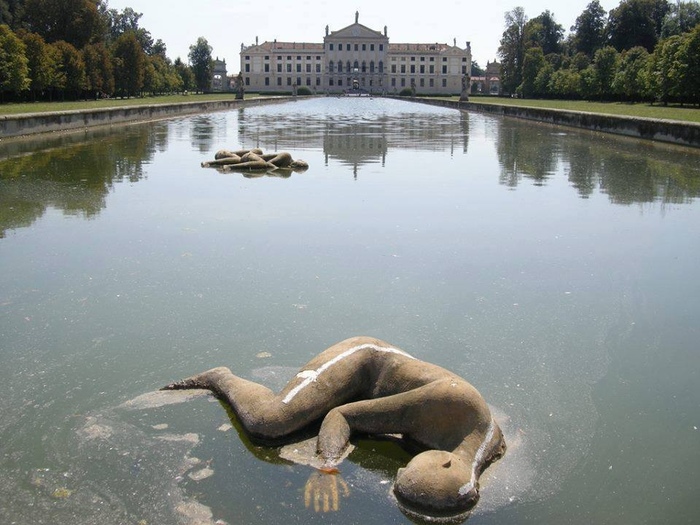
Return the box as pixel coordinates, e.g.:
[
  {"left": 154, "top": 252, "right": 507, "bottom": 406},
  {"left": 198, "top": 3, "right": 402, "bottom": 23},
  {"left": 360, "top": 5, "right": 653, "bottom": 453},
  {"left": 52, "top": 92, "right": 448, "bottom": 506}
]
[
  {"left": 0, "top": 93, "right": 266, "bottom": 116},
  {"left": 449, "top": 96, "right": 700, "bottom": 124}
]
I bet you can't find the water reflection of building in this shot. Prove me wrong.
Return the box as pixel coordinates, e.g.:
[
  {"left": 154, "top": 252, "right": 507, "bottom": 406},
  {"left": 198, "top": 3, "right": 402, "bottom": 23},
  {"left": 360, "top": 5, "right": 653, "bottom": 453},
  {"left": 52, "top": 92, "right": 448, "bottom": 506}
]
[
  {"left": 240, "top": 12, "right": 471, "bottom": 95},
  {"left": 236, "top": 105, "right": 469, "bottom": 177}
]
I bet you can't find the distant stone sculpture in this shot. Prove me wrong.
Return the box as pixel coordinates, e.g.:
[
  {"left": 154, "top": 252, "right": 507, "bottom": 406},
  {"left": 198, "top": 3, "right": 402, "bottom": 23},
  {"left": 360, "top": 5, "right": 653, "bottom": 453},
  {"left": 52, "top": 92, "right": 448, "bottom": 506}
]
[
  {"left": 235, "top": 72, "right": 244, "bottom": 100},
  {"left": 201, "top": 148, "right": 308, "bottom": 173},
  {"left": 460, "top": 73, "right": 470, "bottom": 102},
  {"left": 161, "top": 336, "right": 505, "bottom": 519}
]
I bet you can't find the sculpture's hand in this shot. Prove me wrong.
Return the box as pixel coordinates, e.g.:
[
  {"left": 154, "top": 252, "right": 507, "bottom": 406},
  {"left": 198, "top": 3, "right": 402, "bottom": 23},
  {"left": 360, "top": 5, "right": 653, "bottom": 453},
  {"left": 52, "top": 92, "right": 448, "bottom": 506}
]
[{"left": 304, "top": 469, "right": 350, "bottom": 512}]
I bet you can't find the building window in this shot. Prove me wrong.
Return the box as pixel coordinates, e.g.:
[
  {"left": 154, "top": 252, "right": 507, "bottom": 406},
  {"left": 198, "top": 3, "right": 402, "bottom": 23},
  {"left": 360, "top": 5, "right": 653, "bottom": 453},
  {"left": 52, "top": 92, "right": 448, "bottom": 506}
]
[
  {"left": 277, "top": 64, "right": 282, "bottom": 72},
  {"left": 411, "top": 56, "right": 416, "bottom": 61},
  {"left": 245, "top": 56, "right": 250, "bottom": 60},
  {"left": 287, "top": 77, "right": 292, "bottom": 85},
  {"left": 265, "top": 77, "right": 270, "bottom": 85},
  {"left": 307, "top": 56, "right": 311, "bottom": 60},
  {"left": 306, "top": 63, "right": 311, "bottom": 72},
  {"left": 371, "top": 44, "right": 375, "bottom": 51},
  {"left": 354, "top": 44, "right": 358, "bottom": 51},
  {"left": 362, "top": 61, "right": 366, "bottom": 72},
  {"left": 429, "top": 65, "right": 434, "bottom": 74},
  {"left": 329, "top": 78, "right": 334, "bottom": 86},
  {"left": 420, "top": 78, "right": 425, "bottom": 87},
  {"left": 316, "top": 63, "right": 321, "bottom": 73},
  {"left": 329, "top": 61, "right": 334, "bottom": 73},
  {"left": 420, "top": 57, "right": 425, "bottom": 61},
  {"left": 410, "top": 65, "right": 415, "bottom": 73},
  {"left": 277, "top": 77, "right": 282, "bottom": 85},
  {"left": 442, "top": 57, "right": 447, "bottom": 62},
  {"left": 265, "top": 64, "right": 270, "bottom": 72},
  {"left": 430, "top": 57, "right": 434, "bottom": 62},
  {"left": 362, "top": 43, "right": 366, "bottom": 51},
  {"left": 462, "top": 65, "right": 467, "bottom": 74},
  {"left": 420, "top": 65, "right": 425, "bottom": 74},
  {"left": 316, "top": 77, "right": 321, "bottom": 86},
  {"left": 306, "top": 77, "right": 311, "bottom": 86},
  {"left": 391, "top": 64, "right": 396, "bottom": 73},
  {"left": 391, "top": 78, "right": 396, "bottom": 87},
  {"left": 287, "top": 64, "right": 292, "bottom": 72},
  {"left": 353, "top": 60, "right": 359, "bottom": 70},
  {"left": 400, "top": 78, "right": 405, "bottom": 87},
  {"left": 287, "top": 56, "right": 292, "bottom": 60},
  {"left": 442, "top": 65, "right": 447, "bottom": 74},
  {"left": 338, "top": 79, "right": 343, "bottom": 86},
  {"left": 429, "top": 78, "right": 434, "bottom": 87},
  {"left": 245, "top": 77, "right": 250, "bottom": 85},
  {"left": 338, "top": 43, "right": 342, "bottom": 51},
  {"left": 338, "top": 61, "right": 343, "bottom": 73},
  {"left": 297, "top": 55, "right": 301, "bottom": 60},
  {"left": 370, "top": 61, "right": 375, "bottom": 73},
  {"left": 297, "top": 77, "right": 301, "bottom": 85},
  {"left": 245, "top": 64, "right": 250, "bottom": 72},
  {"left": 379, "top": 61, "right": 384, "bottom": 73},
  {"left": 462, "top": 57, "right": 467, "bottom": 62},
  {"left": 379, "top": 44, "right": 383, "bottom": 51},
  {"left": 442, "top": 78, "right": 447, "bottom": 87},
  {"left": 400, "top": 64, "right": 406, "bottom": 73},
  {"left": 329, "top": 43, "right": 334, "bottom": 50},
  {"left": 346, "top": 61, "right": 351, "bottom": 71}
]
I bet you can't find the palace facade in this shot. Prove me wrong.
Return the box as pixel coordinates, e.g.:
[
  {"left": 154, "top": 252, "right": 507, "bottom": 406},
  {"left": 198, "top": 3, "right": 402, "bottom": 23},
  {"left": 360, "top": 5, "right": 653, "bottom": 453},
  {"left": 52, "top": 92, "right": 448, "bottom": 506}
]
[{"left": 239, "top": 12, "right": 471, "bottom": 95}]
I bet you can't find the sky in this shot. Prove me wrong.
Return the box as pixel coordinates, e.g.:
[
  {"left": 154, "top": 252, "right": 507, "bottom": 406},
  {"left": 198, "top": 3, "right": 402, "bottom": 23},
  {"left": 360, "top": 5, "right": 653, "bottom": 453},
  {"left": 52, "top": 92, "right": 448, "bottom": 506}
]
[{"left": 106, "top": 0, "right": 621, "bottom": 69}]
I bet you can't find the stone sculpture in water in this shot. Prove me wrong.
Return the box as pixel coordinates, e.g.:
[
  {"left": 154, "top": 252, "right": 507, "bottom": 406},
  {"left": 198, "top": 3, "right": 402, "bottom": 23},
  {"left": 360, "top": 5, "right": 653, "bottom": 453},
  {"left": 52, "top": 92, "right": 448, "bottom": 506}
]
[
  {"left": 161, "top": 336, "right": 505, "bottom": 520},
  {"left": 201, "top": 148, "right": 309, "bottom": 173}
]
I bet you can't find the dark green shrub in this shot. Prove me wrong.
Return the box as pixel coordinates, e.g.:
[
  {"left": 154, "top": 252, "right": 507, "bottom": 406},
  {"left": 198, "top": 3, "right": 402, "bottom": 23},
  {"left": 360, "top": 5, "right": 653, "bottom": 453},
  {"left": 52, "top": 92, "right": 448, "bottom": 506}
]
[
  {"left": 296, "top": 86, "right": 313, "bottom": 96},
  {"left": 399, "top": 87, "right": 413, "bottom": 96}
]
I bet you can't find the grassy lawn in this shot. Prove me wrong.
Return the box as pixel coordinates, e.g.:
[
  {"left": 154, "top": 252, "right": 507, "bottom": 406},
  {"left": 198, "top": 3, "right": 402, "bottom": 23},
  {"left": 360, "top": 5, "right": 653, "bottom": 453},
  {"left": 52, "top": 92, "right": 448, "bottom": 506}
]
[
  {"left": 452, "top": 96, "right": 700, "bottom": 124},
  {"left": 0, "top": 93, "right": 269, "bottom": 116}
]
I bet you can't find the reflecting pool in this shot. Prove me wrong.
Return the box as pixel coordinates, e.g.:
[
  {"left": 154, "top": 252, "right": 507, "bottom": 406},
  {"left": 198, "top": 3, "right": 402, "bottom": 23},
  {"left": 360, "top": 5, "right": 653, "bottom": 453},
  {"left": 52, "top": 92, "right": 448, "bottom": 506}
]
[{"left": 1, "top": 97, "right": 699, "bottom": 525}]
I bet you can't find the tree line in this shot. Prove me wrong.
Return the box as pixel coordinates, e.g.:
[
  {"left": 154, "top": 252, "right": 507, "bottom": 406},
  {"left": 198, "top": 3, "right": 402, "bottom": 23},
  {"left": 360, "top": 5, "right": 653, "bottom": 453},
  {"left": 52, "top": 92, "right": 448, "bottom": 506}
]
[
  {"left": 0, "top": 0, "right": 216, "bottom": 102},
  {"left": 497, "top": 0, "right": 700, "bottom": 104}
]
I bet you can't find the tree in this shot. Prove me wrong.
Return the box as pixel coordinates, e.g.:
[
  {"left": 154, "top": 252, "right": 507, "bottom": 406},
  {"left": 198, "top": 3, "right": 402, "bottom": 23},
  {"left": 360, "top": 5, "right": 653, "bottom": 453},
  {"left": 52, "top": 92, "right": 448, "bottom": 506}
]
[
  {"left": 678, "top": 25, "right": 700, "bottom": 104},
  {"left": 24, "top": 0, "right": 106, "bottom": 49},
  {"left": 83, "top": 42, "right": 113, "bottom": 98},
  {"left": 174, "top": 57, "right": 195, "bottom": 92},
  {"left": 0, "top": 23, "right": 29, "bottom": 97},
  {"left": 660, "top": 1, "right": 700, "bottom": 38},
  {"left": 525, "top": 10, "right": 564, "bottom": 55},
  {"left": 571, "top": 1, "right": 608, "bottom": 56},
  {"left": 471, "top": 61, "right": 485, "bottom": 76},
  {"left": 520, "top": 46, "right": 546, "bottom": 97},
  {"left": 647, "top": 34, "right": 684, "bottom": 104},
  {"left": 499, "top": 7, "right": 528, "bottom": 95},
  {"left": 51, "top": 40, "right": 86, "bottom": 99},
  {"left": 0, "top": 0, "right": 24, "bottom": 28},
  {"left": 606, "top": 0, "right": 671, "bottom": 52},
  {"left": 188, "top": 37, "right": 213, "bottom": 93},
  {"left": 112, "top": 31, "right": 145, "bottom": 97},
  {"left": 612, "top": 46, "right": 650, "bottom": 100},
  {"left": 19, "top": 30, "right": 56, "bottom": 100},
  {"left": 591, "top": 46, "right": 620, "bottom": 99}
]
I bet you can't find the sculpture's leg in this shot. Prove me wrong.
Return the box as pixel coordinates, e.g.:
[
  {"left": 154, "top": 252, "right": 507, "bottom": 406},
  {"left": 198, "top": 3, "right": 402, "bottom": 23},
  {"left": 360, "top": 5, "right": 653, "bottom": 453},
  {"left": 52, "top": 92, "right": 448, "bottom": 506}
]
[{"left": 162, "top": 367, "right": 303, "bottom": 439}]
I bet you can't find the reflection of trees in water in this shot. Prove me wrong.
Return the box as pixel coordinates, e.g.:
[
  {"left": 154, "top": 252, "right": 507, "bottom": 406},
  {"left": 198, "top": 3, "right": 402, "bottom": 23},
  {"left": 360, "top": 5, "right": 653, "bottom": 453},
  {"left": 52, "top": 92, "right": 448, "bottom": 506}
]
[
  {"left": 190, "top": 114, "right": 229, "bottom": 153},
  {"left": 0, "top": 124, "right": 161, "bottom": 238},
  {"left": 495, "top": 119, "right": 700, "bottom": 205}
]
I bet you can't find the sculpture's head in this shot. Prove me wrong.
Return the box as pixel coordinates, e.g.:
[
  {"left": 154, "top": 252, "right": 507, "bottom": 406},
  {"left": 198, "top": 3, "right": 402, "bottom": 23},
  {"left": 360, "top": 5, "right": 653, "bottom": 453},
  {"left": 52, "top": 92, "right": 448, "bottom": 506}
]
[{"left": 393, "top": 450, "right": 478, "bottom": 521}]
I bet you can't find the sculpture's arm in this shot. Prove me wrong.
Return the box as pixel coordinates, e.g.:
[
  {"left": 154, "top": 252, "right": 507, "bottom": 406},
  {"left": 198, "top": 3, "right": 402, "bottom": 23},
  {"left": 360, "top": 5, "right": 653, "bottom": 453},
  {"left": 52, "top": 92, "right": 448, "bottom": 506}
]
[{"left": 315, "top": 385, "right": 435, "bottom": 470}]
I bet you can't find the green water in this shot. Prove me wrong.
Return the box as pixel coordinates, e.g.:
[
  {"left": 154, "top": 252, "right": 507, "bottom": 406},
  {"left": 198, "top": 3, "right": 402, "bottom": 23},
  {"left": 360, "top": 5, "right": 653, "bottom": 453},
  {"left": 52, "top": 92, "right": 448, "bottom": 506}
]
[{"left": 0, "top": 98, "right": 698, "bottom": 524}]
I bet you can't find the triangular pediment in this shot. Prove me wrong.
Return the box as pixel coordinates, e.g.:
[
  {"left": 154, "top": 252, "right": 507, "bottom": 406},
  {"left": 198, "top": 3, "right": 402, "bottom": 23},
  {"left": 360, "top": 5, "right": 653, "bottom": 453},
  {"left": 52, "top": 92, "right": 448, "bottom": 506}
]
[{"left": 327, "top": 23, "right": 385, "bottom": 40}]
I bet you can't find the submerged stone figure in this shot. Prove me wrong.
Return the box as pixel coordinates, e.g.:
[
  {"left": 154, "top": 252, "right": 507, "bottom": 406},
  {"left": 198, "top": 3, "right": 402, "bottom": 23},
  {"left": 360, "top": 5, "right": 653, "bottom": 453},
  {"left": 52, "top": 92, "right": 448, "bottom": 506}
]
[
  {"left": 161, "top": 336, "right": 505, "bottom": 519},
  {"left": 201, "top": 148, "right": 309, "bottom": 173}
]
